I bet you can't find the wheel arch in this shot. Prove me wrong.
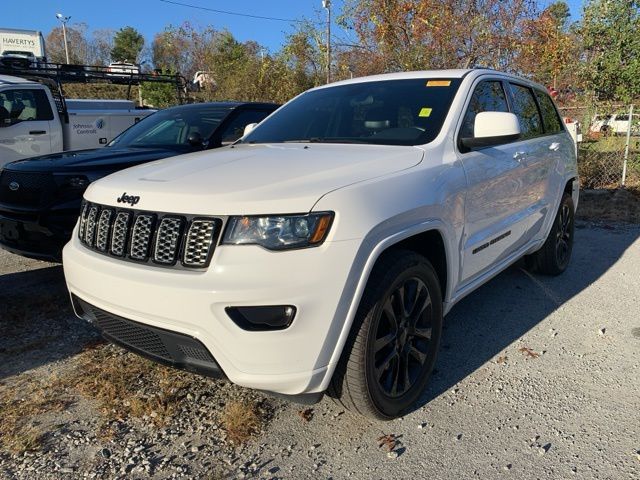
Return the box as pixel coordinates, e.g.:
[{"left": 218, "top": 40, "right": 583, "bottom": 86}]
[
  {"left": 564, "top": 176, "right": 579, "bottom": 212},
  {"left": 317, "top": 220, "right": 456, "bottom": 392}
]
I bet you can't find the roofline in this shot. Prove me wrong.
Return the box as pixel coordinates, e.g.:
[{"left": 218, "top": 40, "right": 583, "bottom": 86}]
[
  {"left": 173, "top": 101, "right": 280, "bottom": 109},
  {"left": 0, "top": 28, "right": 44, "bottom": 36},
  {"left": 308, "top": 68, "right": 548, "bottom": 93},
  {"left": 0, "top": 74, "right": 36, "bottom": 85}
]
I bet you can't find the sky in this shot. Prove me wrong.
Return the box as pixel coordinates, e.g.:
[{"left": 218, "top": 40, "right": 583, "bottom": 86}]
[{"left": 4, "top": 0, "right": 585, "bottom": 53}]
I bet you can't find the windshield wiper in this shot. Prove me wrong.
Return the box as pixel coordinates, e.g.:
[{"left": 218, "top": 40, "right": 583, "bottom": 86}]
[{"left": 283, "top": 137, "right": 368, "bottom": 144}]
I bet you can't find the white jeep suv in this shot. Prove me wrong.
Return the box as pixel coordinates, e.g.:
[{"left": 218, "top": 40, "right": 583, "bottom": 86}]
[{"left": 63, "top": 69, "right": 578, "bottom": 419}]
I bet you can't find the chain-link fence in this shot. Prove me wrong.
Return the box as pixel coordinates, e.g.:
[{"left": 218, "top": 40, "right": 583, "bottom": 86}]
[{"left": 559, "top": 104, "right": 640, "bottom": 189}]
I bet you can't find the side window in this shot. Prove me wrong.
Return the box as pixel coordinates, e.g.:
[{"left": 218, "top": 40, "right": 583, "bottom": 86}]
[
  {"left": 509, "top": 83, "right": 543, "bottom": 139},
  {"left": 534, "top": 90, "right": 563, "bottom": 134},
  {"left": 460, "top": 81, "right": 509, "bottom": 139},
  {"left": 218, "top": 109, "right": 273, "bottom": 145},
  {"left": 0, "top": 89, "right": 53, "bottom": 127}
]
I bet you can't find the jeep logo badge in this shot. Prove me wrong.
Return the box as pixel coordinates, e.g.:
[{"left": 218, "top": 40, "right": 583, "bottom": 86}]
[
  {"left": 8, "top": 181, "right": 20, "bottom": 191},
  {"left": 116, "top": 192, "right": 140, "bottom": 206}
]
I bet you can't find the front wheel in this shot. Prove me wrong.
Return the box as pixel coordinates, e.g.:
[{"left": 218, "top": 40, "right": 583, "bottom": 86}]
[
  {"left": 329, "top": 250, "right": 443, "bottom": 419},
  {"left": 526, "top": 193, "right": 575, "bottom": 275}
]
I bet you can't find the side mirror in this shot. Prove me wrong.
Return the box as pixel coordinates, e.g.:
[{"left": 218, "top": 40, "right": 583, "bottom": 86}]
[
  {"left": 461, "top": 112, "right": 520, "bottom": 149},
  {"left": 243, "top": 123, "right": 258, "bottom": 137},
  {"left": 187, "top": 131, "right": 204, "bottom": 147}
]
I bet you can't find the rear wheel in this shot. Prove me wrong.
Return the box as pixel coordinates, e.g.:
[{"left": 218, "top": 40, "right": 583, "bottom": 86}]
[
  {"left": 526, "top": 193, "right": 575, "bottom": 275},
  {"left": 329, "top": 250, "right": 443, "bottom": 419}
]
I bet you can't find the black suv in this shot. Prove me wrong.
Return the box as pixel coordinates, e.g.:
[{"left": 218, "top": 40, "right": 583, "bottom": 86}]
[{"left": 0, "top": 101, "right": 278, "bottom": 260}]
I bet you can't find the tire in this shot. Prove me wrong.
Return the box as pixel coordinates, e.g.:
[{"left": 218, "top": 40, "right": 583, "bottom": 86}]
[
  {"left": 328, "top": 250, "right": 443, "bottom": 420},
  {"left": 526, "top": 193, "right": 575, "bottom": 276}
]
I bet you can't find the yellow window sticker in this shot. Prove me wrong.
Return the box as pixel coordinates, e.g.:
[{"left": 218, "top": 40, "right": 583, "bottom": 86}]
[
  {"left": 426, "top": 80, "right": 451, "bottom": 87},
  {"left": 419, "top": 107, "right": 432, "bottom": 118}
]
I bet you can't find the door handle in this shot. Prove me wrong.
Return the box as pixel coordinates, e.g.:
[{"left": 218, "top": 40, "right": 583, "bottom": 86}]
[
  {"left": 29, "top": 130, "right": 47, "bottom": 135},
  {"left": 549, "top": 142, "right": 560, "bottom": 151},
  {"left": 513, "top": 151, "right": 526, "bottom": 162}
]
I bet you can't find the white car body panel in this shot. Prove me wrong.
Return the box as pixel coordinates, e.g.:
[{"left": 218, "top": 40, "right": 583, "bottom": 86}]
[
  {"left": 86, "top": 143, "right": 425, "bottom": 215},
  {"left": 63, "top": 69, "right": 578, "bottom": 396}
]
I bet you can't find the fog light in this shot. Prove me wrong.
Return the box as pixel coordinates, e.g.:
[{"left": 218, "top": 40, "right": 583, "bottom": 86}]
[{"left": 225, "top": 305, "right": 296, "bottom": 331}]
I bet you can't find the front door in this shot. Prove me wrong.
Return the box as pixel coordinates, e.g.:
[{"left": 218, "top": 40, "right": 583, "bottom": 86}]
[
  {"left": 0, "top": 87, "right": 54, "bottom": 167},
  {"left": 457, "top": 79, "right": 532, "bottom": 285}
]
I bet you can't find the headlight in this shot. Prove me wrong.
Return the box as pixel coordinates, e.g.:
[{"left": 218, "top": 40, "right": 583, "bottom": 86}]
[{"left": 222, "top": 212, "right": 334, "bottom": 250}]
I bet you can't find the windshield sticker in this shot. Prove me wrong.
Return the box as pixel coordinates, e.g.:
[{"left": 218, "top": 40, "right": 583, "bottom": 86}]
[
  {"left": 426, "top": 80, "right": 451, "bottom": 87},
  {"left": 419, "top": 107, "right": 433, "bottom": 118}
]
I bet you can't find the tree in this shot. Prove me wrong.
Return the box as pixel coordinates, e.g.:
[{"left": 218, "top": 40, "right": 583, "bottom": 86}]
[
  {"left": 336, "top": 0, "right": 538, "bottom": 74},
  {"left": 578, "top": 0, "right": 640, "bottom": 102},
  {"left": 515, "top": 2, "right": 578, "bottom": 89},
  {"left": 111, "top": 27, "right": 144, "bottom": 63},
  {"left": 88, "top": 29, "right": 115, "bottom": 66},
  {"left": 46, "top": 24, "right": 91, "bottom": 64}
]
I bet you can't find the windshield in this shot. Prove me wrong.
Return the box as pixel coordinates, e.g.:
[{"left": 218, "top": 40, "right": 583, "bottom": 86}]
[
  {"left": 242, "top": 78, "right": 461, "bottom": 146},
  {"left": 108, "top": 106, "right": 231, "bottom": 148}
]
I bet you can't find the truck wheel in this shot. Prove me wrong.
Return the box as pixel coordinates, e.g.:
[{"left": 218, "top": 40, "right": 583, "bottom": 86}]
[
  {"left": 526, "top": 193, "right": 575, "bottom": 276},
  {"left": 329, "top": 250, "right": 443, "bottom": 419}
]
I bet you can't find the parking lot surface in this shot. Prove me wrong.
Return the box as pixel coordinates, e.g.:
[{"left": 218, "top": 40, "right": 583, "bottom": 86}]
[{"left": 0, "top": 221, "right": 639, "bottom": 479}]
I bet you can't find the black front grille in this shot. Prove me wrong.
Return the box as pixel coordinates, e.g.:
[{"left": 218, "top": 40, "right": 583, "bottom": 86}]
[
  {"left": 72, "top": 295, "right": 225, "bottom": 379},
  {"left": 78, "top": 201, "right": 222, "bottom": 269},
  {"left": 0, "top": 170, "right": 57, "bottom": 207}
]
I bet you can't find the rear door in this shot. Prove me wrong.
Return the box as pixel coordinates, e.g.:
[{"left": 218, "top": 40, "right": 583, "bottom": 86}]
[
  {"left": 530, "top": 88, "right": 575, "bottom": 235},
  {"left": 457, "top": 79, "right": 533, "bottom": 284},
  {"left": 504, "top": 83, "right": 552, "bottom": 242},
  {"left": 0, "top": 87, "right": 54, "bottom": 166}
]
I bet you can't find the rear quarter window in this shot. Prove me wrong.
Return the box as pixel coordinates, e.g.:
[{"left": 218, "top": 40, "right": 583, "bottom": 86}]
[
  {"left": 509, "top": 83, "right": 543, "bottom": 139},
  {"left": 534, "top": 90, "right": 563, "bottom": 134}
]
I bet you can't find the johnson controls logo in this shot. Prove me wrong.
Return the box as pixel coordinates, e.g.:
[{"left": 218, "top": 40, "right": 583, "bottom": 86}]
[
  {"left": 74, "top": 118, "right": 104, "bottom": 135},
  {"left": 116, "top": 192, "right": 140, "bottom": 206}
]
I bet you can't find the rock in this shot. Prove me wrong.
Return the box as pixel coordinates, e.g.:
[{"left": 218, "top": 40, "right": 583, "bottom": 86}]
[
  {"left": 599, "top": 328, "right": 606, "bottom": 335},
  {"left": 387, "top": 451, "right": 399, "bottom": 459},
  {"left": 503, "top": 464, "right": 512, "bottom": 471},
  {"left": 538, "top": 443, "right": 551, "bottom": 455}
]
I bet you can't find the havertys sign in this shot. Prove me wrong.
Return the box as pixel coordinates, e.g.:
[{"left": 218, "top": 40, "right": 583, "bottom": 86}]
[{"left": 0, "top": 28, "right": 46, "bottom": 59}]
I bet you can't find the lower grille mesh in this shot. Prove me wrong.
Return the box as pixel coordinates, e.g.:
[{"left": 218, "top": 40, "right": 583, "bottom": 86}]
[
  {"left": 72, "top": 296, "right": 224, "bottom": 378},
  {"left": 93, "top": 310, "right": 172, "bottom": 359}
]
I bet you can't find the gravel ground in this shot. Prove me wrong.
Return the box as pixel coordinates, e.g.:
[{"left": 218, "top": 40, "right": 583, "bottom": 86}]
[{"left": 0, "top": 220, "right": 639, "bottom": 479}]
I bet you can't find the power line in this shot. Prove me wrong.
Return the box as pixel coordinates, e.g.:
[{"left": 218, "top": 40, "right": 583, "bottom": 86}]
[{"left": 159, "top": 0, "right": 308, "bottom": 23}]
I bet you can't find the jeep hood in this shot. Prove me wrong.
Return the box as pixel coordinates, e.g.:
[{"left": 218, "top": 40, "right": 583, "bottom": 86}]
[{"left": 85, "top": 143, "right": 424, "bottom": 214}]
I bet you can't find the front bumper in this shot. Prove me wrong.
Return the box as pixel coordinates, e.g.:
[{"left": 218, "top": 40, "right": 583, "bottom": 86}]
[
  {"left": 63, "top": 232, "right": 362, "bottom": 395},
  {"left": 72, "top": 295, "right": 226, "bottom": 378},
  {"left": 0, "top": 209, "right": 78, "bottom": 261}
]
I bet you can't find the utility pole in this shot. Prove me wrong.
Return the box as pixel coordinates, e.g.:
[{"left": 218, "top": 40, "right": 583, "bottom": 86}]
[
  {"left": 323, "top": 0, "right": 331, "bottom": 83},
  {"left": 56, "top": 13, "right": 71, "bottom": 64}
]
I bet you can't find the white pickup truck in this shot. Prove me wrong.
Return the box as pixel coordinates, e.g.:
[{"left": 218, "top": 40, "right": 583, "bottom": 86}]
[{"left": 0, "top": 74, "right": 154, "bottom": 167}]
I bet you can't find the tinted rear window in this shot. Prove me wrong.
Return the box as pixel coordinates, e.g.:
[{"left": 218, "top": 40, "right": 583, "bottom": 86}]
[
  {"left": 509, "top": 83, "right": 543, "bottom": 139},
  {"left": 534, "top": 90, "right": 563, "bottom": 134}
]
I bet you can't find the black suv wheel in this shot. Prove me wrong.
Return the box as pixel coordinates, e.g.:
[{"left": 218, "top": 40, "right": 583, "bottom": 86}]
[{"left": 329, "top": 250, "right": 443, "bottom": 419}]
